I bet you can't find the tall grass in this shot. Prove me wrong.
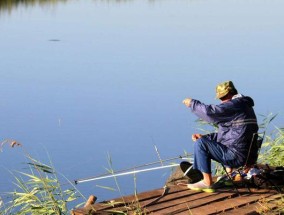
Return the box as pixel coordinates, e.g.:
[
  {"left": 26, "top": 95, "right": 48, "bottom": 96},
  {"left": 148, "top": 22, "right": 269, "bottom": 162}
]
[
  {"left": 259, "top": 127, "right": 284, "bottom": 167},
  {"left": 0, "top": 142, "right": 84, "bottom": 215},
  {"left": 257, "top": 125, "right": 284, "bottom": 214}
]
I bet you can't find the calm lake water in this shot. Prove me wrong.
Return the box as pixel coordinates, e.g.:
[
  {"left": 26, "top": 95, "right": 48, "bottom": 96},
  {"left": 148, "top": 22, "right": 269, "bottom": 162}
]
[{"left": 1, "top": 0, "right": 284, "bottom": 205}]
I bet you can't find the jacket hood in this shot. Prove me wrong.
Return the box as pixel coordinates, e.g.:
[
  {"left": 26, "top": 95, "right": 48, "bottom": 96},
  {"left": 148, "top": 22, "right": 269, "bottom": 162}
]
[{"left": 232, "top": 94, "right": 255, "bottom": 107}]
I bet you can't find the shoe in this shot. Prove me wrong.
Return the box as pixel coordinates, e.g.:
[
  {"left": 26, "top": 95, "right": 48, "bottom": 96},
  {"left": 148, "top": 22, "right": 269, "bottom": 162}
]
[{"left": 186, "top": 180, "right": 215, "bottom": 193}]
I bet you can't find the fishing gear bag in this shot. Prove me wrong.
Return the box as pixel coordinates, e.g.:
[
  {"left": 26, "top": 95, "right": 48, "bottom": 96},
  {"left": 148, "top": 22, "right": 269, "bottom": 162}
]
[{"left": 250, "top": 166, "right": 284, "bottom": 190}]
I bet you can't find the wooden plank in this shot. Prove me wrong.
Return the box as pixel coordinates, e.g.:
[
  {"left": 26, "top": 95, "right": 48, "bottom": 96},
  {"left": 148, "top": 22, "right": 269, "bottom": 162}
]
[
  {"left": 111, "top": 186, "right": 241, "bottom": 214},
  {"left": 189, "top": 193, "right": 276, "bottom": 214},
  {"left": 147, "top": 190, "right": 239, "bottom": 214},
  {"left": 223, "top": 193, "right": 283, "bottom": 214},
  {"left": 73, "top": 185, "right": 190, "bottom": 214},
  {"left": 80, "top": 187, "right": 165, "bottom": 212},
  {"left": 72, "top": 186, "right": 280, "bottom": 215},
  {"left": 221, "top": 202, "right": 263, "bottom": 215},
  {"left": 96, "top": 187, "right": 203, "bottom": 214},
  {"left": 143, "top": 190, "right": 212, "bottom": 207},
  {"left": 112, "top": 189, "right": 207, "bottom": 213},
  {"left": 147, "top": 188, "right": 276, "bottom": 214},
  {"left": 143, "top": 190, "right": 219, "bottom": 212}
]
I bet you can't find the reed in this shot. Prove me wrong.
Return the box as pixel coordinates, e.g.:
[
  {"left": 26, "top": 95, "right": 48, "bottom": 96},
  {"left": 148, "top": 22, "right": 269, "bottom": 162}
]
[
  {"left": 259, "top": 126, "right": 284, "bottom": 167},
  {"left": 0, "top": 142, "right": 84, "bottom": 215}
]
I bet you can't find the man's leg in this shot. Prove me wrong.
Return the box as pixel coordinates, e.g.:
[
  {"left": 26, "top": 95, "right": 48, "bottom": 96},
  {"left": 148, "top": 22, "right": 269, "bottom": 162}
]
[
  {"left": 193, "top": 136, "right": 243, "bottom": 186},
  {"left": 203, "top": 172, "right": 213, "bottom": 186},
  {"left": 193, "top": 137, "right": 214, "bottom": 185}
]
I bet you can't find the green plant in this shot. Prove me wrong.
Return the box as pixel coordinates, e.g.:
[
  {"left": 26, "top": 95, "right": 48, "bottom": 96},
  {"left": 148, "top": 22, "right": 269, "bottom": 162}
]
[
  {"left": 0, "top": 142, "right": 84, "bottom": 215},
  {"left": 259, "top": 127, "right": 284, "bottom": 167}
]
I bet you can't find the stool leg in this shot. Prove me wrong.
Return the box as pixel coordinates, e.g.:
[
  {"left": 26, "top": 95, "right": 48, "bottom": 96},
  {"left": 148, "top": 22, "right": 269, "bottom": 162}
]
[{"left": 221, "top": 164, "right": 240, "bottom": 195}]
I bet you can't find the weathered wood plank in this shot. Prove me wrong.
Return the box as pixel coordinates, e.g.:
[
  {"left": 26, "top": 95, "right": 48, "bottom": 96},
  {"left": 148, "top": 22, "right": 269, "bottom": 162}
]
[
  {"left": 221, "top": 202, "right": 262, "bottom": 215},
  {"left": 72, "top": 185, "right": 281, "bottom": 215},
  {"left": 144, "top": 188, "right": 277, "bottom": 214},
  {"left": 144, "top": 191, "right": 219, "bottom": 212},
  {"left": 111, "top": 189, "right": 206, "bottom": 214},
  {"left": 189, "top": 192, "right": 276, "bottom": 214},
  {"left": 110, "top": 186, "right": 242, "bottom": 214},
  {"left": 72, "top": 185, "right": 190, "bottom": 214},
  {"left": 222, "top": 193, "right": 283, "bottom": 214},
  {"left": 94, "top": 187, "right": 202, "bottom": 214},
  {"left": 150, "top": 191, "right": 238, "bottom": 214}
]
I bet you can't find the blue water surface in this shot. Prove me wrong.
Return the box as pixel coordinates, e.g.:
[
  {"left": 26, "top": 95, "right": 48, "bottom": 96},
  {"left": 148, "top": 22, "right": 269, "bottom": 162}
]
[{"left": 0, "top": 0, "right": 284, "bottom": 204}]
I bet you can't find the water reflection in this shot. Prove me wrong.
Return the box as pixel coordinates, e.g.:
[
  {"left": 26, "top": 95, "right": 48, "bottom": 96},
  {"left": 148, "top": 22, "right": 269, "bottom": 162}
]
[
  {"left": 0, "top": 0, "right": 67, "bottom": 13},
  {"left": 0, "top": 0, "right": 135, "bottom": 13}
]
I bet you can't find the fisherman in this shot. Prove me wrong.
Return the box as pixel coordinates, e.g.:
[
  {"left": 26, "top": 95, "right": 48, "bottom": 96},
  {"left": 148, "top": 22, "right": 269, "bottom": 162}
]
[{"left": 182, "top": 81, "right": 258, "bottom": 191}]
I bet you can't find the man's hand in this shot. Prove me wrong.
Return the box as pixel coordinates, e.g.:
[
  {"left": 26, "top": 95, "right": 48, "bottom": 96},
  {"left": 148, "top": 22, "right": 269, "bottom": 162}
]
[
  {"left": 182, "top": 98, "right": 192, "bottom": 107},
  {"left": 192, "top": 134, "right": 202, "bottom": 142}
]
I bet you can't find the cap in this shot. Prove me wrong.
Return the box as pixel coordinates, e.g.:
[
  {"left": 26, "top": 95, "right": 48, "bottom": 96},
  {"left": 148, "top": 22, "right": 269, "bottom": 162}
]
[{"left": 215, "top": 81, "right": 238, "bottom": 99}]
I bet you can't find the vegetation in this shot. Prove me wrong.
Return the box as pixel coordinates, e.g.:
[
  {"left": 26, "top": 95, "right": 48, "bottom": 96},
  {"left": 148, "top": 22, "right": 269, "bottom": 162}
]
[
  {"left": 0, "top": 142, "right": 84, "bottom": 215},
  {"left": 259, "top": 127, "right": 284, "bottom": 167},
  {"left": 257, "top": 118, "right": 284, "bottom": 214},
  {"left": 257, "top": 196, "right": 284, "bottom": 215}
]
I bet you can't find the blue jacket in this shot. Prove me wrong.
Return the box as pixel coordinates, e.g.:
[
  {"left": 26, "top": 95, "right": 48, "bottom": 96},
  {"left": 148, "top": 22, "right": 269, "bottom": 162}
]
[{"left": 190, "top": 94, "right": 258, "bottom": 160}]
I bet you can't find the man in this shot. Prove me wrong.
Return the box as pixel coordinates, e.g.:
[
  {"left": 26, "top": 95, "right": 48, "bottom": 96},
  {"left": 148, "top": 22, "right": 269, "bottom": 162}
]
[{"left": 182, "top": 81, "right": 258, "bottom": 191}]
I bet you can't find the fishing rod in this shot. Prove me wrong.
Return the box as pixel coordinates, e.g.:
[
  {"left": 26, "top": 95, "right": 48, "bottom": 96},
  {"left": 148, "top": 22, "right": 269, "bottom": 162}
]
[{"left": 74, "top": 155, "right": 193, "bottom": 184}]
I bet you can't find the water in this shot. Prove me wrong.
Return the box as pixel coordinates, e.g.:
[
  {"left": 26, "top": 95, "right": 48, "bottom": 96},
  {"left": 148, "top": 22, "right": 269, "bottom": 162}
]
[{"left": 0, "top": 0, "right": 284, "bottom": 205}]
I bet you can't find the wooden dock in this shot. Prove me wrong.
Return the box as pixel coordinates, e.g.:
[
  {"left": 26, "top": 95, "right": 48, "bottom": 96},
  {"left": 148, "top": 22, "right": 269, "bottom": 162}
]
[{"left": 72, "top": 185, "right": 281, "bottom": 214}]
